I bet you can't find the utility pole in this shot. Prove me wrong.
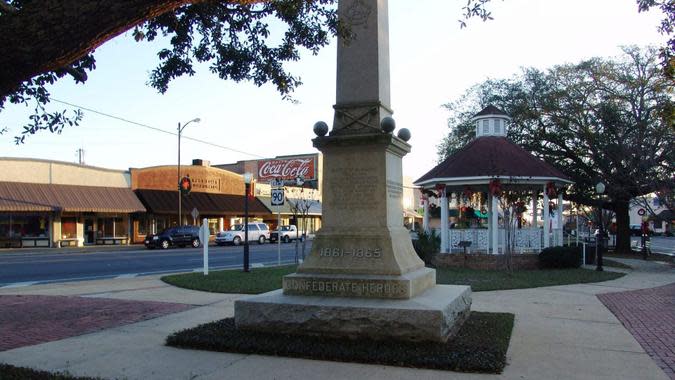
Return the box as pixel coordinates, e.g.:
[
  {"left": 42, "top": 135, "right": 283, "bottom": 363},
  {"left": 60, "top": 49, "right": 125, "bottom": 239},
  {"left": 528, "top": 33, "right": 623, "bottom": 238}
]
[{"left": 76, "top": 148, "right": 85, "bottom": 165}]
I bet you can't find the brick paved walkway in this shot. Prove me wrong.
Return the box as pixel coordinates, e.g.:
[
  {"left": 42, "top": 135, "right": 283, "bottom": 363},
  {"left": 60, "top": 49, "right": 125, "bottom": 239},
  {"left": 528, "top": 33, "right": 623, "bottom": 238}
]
[
  {"left": 598, "top": 283, "right": 675, "bottom": 380},
  {"left": 0, "top": 295, "right": 193, "bottom": 352}
]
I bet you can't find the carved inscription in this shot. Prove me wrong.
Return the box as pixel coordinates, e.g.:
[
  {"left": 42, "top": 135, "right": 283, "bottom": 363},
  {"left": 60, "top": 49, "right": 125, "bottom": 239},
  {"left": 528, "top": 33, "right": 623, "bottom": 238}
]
[
  {"left": 319, "top": 247, "right": 382, "bottom": 258},
  {"left": 386, "top": 180, "right": 402, "bottom": 199},
  {"left": 285, "top": 279, "right": 406, "bottom": 298},
  {"left": 329, "top": 168, "right": 377, "bottom": 209}
]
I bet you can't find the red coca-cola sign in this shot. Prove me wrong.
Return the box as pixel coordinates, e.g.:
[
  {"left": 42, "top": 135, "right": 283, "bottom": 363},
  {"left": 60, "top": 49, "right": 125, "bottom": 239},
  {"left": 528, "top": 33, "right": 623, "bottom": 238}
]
[{"left": 257, "top": 156, "right": 316, "bottom": 181}]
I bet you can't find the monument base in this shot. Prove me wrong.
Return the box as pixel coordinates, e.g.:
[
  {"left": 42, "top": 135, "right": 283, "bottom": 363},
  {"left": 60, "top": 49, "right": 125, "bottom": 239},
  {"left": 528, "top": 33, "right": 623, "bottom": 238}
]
[
  {"left": 234, "top": 285, "right": 472, "bottom": 343},
  {"left": 283, "top": 267, "right": 436, "bottom": 299}
]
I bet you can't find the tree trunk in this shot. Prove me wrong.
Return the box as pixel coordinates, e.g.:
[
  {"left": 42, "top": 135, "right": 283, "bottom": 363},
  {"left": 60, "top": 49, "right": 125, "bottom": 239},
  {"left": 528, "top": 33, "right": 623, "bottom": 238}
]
[
  {"left": 0, "top": 0, "right": 258, "bottom": 97},
  {"left": 614, "top": 200, "right": 632, "bottom": 254}
]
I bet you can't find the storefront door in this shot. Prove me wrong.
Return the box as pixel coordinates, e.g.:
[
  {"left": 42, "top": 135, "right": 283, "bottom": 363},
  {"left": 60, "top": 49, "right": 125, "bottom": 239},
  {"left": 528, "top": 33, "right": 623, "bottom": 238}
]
[{"left": 84, "top": 218, "right": 95, "bottom": 244}]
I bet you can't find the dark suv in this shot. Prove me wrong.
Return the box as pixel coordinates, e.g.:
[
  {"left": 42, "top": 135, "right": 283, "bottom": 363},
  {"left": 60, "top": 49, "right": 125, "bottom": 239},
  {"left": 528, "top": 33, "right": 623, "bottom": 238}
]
[{"left": 144, "top": 226, "right": 201, "bottom": 249}]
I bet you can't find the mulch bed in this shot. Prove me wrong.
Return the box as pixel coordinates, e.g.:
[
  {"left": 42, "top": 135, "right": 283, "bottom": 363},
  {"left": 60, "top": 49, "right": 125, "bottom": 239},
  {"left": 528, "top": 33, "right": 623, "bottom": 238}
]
[
  {"left": 166, "top": 311, "right": 514, "bottom": 374},
  {"left": 0, "top": 363, "right": 102, "bottom": 380}
]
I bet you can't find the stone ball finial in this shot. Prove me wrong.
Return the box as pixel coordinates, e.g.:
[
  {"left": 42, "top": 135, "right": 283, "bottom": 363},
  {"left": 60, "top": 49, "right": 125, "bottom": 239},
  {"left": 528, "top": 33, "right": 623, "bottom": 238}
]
[
  {"left": 380, "top": 117, "right": 396, "bottom": 133},
  {"left": 313, "top": 121, "right": 329, "bottom": 137},
  {"left": 397, "top": 128, "right": 411, "bottom": 142}
]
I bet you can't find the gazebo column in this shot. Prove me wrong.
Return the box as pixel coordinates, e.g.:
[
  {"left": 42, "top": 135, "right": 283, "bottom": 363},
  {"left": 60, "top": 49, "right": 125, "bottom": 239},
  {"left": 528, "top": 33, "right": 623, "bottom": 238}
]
[
  {"left": 543, "top": 184, "right": 550, "bottom": 248},
  {"left": 422, "top": 198, "right": 429, "bottom": 233},
  {"left": 440, "top": 188, "right": 449, "bottom": 253},
  {"left": 557, "top": 192, "right": 563, "bottom": 246},
  {"left": 491, "top": 192, "right": 499, "bottom": 255},
  {"left": 487, "top": 193, "right": 492, "bottom": 252},
  {"left": 532, "top": 190, "right": 538, "bottom": 228}
]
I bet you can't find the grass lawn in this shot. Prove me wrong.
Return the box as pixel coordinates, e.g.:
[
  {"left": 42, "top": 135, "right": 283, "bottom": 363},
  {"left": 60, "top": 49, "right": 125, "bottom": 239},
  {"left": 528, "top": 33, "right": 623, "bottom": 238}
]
[
  {"left": 434, "top": 267, "right": 625, "bottom": 291},
  {"left": 161, "top": 265, "right": 297, "bottom": 294},
  {"left": 603, "top": 259, "right": 632, "bottom": 269},
  {"left": 162, "top": 265, "right": 625, "bottom": 294},
  {"left": 166, "top": 312, "right": 514, "bottom": 373}
]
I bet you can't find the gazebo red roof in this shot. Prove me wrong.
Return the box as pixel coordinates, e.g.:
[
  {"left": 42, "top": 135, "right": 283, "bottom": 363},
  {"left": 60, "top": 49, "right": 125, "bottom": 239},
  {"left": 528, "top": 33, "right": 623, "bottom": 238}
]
[
  {"left": 474, "top": 105, "right": 508, "bottom": 117},
  {"left": 415, "top": 136, "right": 571, "bottom": 185}
]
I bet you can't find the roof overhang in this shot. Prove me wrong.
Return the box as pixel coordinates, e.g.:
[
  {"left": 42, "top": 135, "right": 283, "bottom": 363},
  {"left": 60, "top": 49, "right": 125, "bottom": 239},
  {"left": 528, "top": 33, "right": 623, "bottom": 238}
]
[{"left": 414, "top": 175, "right": 574, "bottom": 188}]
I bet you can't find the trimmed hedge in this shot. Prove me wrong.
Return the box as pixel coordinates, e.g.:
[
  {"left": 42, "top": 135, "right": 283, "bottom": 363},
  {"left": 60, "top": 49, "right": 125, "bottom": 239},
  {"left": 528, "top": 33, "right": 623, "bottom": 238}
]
[
  {"left": 167, "top": 312, "right": 515, "bottom": 374},
  {"left": 539, "top": 246, "right": 583, "bottom": 269}
]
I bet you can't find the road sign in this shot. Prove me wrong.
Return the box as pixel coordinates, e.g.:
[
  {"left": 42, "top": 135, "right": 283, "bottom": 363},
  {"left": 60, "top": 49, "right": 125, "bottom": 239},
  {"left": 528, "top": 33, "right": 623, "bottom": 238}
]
[
  {"left": 270, "top": 178, "right": 284, "bottom": 188},
  {"left": 271, "top": 188, "right": 285, "bottom": 206},
  {"left": 191, "top": 207, "right": 199, "bottom": 220}
]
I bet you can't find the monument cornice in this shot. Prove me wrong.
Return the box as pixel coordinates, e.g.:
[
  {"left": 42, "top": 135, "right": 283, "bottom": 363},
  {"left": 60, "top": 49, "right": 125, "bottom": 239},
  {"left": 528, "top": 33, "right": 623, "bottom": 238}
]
[{"left": 312, "top": 133, "right": 411, "bottom": 156}]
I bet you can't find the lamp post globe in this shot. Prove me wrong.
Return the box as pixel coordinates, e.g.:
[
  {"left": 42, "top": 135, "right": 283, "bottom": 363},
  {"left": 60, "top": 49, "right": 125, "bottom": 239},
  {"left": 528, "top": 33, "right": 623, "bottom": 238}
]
[
  {"left": 243, "top": 172, "right": 253, "bottom": 272},
  {"left": 595, "top": 182, "right": 605, "bottom": 195},
  {"left": 595, "top": 181, "right": 605, "bottom": 272},
  {"left": 177, "top": 118, "right": 201, "bottom": 226}
]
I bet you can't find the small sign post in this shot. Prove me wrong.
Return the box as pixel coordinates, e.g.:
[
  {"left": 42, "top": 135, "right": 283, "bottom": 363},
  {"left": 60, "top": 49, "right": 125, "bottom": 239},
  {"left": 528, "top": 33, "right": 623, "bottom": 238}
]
[
  {"left": 202, "top": 217, "right": 208, "bottom": 276},
  {"left": 271, "top": 178, "right": 284, "bottom": 266}
]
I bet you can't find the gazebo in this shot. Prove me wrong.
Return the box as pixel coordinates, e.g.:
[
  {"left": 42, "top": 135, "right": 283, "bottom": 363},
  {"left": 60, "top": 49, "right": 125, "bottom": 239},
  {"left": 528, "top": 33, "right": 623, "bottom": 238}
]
[{"left": 414, "top": 105, "right": 573, "bottom": 254}]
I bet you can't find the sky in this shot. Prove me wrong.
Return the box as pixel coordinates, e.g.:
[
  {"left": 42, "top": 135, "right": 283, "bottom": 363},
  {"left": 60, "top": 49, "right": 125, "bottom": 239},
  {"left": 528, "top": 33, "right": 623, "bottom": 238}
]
[{"left": 0, "top": 0, "right": 668, "bottom": 181}]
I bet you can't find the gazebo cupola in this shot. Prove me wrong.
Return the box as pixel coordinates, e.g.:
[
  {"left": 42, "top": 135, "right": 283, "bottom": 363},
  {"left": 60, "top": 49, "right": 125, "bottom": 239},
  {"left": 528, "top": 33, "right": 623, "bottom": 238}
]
[{"left": 473, "top": 104, "right": 510, "bottom": 138}]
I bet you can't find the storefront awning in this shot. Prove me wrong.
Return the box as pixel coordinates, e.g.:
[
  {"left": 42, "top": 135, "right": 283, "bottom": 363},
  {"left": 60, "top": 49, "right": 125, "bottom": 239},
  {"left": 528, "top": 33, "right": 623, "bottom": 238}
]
[
  {"left": 134, "top": 189, "right": 269, "bottom": 216},
  {"left": 0, "top": 181, "right": 146, "bottom": 213}
]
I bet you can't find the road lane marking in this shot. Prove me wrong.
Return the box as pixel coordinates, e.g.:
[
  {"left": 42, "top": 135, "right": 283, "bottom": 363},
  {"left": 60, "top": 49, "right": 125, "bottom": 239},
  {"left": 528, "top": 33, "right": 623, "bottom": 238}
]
[
  {"left": 115, "top": 274, "right": 138, "bottom": 279},
  {"left": 252, "top": 263, "right": 264, "bottom": 268},
  {"left": 1, "top": 281, "right": 39, "bottom": 288}
]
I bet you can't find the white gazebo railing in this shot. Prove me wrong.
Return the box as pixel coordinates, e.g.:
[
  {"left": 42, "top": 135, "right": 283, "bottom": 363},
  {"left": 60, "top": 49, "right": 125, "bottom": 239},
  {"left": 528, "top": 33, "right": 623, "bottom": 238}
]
[{"left": 436, "top": 228, "right": 563, "bottom": 254}]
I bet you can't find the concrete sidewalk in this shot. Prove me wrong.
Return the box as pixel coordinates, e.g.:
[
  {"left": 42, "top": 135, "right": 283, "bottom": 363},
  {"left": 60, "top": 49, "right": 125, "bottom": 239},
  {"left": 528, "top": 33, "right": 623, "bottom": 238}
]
[{"left": 0, "top": 260, "right": 673, "bottom": 380}]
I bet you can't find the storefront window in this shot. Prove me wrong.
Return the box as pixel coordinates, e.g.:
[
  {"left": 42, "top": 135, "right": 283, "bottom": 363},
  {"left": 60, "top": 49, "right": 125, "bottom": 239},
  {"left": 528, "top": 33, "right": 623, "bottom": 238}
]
[
  {"left": 156, "top": 217, "right": 167, "bottom": 233},
  {"left": 208, "top": 218, "right": 219, "bottom": 235},
  {"left": 62, "top": 217, "right": 77, "bottom": 239},
  {"left": 135, "top": 215, "right": 150, "bottom": 236},
  {"left": 97, "top": 216, "right": 128, "bottom": 237},
  {"left": 0, "top": 214, "right": 50, "bottom": 238}
]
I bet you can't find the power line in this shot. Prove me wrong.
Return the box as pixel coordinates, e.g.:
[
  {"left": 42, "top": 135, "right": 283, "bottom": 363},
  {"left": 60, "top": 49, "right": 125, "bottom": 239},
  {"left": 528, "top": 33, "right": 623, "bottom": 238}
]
[{"left": 50, "top": 97, "right": 266, "bottom": 159}]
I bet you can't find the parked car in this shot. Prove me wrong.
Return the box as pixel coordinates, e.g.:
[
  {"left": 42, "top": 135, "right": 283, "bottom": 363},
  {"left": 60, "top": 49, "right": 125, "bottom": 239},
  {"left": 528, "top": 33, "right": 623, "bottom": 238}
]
[
  {"left": 144, "top": 226, "right": 201, "bottom": 250},
  {"left": 270, "top": 225, "right": 299, "bottom": 243},
  {"left": 215, "top": 223, "right": 270, "bottom": 246}
]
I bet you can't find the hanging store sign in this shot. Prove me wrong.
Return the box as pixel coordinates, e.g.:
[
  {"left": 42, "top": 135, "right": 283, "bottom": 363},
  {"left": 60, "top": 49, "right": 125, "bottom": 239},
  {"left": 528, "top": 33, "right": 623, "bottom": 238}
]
[{"left": 257, "top": 156, "right": 316, "bottom": 182}]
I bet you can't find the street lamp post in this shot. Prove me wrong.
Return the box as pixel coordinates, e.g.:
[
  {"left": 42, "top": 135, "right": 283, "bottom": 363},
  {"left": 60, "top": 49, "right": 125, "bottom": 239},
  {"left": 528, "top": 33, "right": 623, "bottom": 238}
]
[
  {"left": 243, "top": 172, "right": 253, "bottom": 272},
  {"left": 595, "top": 182, "right": 605, "bottom": 272},
  {"left": 177, "top": 118, "right": 200, "bottom": 226}
]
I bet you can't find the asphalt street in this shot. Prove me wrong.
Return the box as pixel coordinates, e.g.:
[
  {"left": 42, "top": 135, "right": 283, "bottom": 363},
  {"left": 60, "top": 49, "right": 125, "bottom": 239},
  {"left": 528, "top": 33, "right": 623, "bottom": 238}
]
[
  {"left": 631, "top": 236, "right": 675, "bottom": 256},
  {"left": 0, "top": 241, "right": 312, "bottom": 287}
]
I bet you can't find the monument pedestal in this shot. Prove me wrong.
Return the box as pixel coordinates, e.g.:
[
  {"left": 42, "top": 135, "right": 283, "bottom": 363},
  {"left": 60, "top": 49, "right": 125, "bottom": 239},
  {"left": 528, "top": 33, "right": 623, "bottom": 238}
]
[
  {"left": 234, "top": 133, "right": 472, "bottom": 343},
  {"left": 234, "top": 0, "right": 470, "bottom": 344},
  {"left": 235, "top": 285, "right": 471, "bottom": 343}
]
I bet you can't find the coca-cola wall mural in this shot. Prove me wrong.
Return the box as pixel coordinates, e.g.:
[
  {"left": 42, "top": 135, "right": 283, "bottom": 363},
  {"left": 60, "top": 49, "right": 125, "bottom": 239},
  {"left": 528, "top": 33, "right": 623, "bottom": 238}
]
[{"left": 256, "top": 156, "right": 317, "bottom": 184}]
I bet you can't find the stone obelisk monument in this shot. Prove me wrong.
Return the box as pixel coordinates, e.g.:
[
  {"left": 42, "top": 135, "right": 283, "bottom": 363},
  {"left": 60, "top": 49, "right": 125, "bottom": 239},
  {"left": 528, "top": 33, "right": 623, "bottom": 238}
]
[{"left": 235, "top": 0, "right": 471, "bottom": 342}]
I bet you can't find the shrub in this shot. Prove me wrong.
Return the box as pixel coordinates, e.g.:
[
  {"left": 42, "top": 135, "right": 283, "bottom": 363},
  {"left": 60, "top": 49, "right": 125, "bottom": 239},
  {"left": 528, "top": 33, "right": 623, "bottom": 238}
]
[
  {"left": 538, "top": 246, "right": 582, "bottom": 269},
  {"left": 412, "top": 230, "right": 440, "bottom": 266}
]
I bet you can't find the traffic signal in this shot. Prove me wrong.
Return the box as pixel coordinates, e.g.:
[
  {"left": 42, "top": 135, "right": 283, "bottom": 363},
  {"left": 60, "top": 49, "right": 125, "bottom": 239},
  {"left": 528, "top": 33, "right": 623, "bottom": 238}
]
[{"left": 179, "top": 176, "right": 192, "bottom": 195}]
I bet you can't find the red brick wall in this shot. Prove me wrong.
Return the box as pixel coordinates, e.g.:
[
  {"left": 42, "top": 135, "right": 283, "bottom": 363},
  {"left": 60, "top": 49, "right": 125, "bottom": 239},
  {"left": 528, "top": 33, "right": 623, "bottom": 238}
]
[{"left": 433, "top": 253, "right": 540, "bottom": 270}]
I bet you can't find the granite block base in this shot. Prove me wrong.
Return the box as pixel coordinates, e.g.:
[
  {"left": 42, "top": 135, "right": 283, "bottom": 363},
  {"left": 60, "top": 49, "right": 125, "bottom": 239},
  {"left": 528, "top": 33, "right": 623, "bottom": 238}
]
[{"left": 235, "top": 285, "right": 472, "bottom": 343}]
